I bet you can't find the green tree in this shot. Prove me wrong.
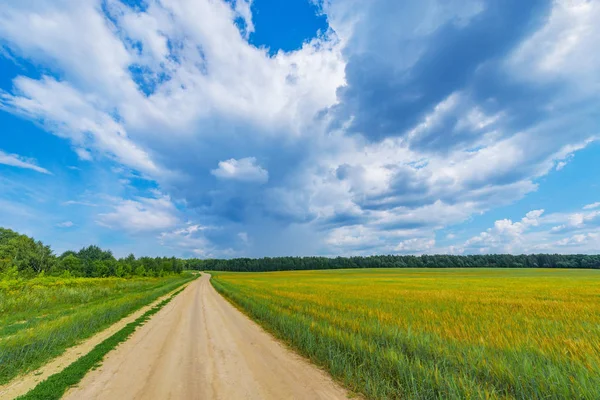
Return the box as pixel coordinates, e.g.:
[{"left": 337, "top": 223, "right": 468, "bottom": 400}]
[
  {"left": 59, "top": 254, "right": 83, "bottom": 276},
  {"left": 134, "top": 265, "right": 146, "bottom": 276},
  {"left": 0, "top": 229, "right": 55, "bottom": 275}
]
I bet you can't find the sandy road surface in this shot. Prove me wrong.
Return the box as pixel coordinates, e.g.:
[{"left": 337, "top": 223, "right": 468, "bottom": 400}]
[
  {"left": 0, "top": 283, "right": 193, "bottom": 400},
  {"left": 63, "top": 274, "right": 349, "bottom": 400}
]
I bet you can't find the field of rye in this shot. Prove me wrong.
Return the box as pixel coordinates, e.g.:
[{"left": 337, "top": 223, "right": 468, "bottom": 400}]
[
  {"left": 211, "top": 268, "right": 600, "bottom": 399},
  {"left": 0, "top": 273, "right": 195, "bottom": 384}
]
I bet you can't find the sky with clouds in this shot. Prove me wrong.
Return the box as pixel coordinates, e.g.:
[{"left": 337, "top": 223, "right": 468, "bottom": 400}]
[{"left": 0, "top": 0, "right": 599, "bottom": 258}]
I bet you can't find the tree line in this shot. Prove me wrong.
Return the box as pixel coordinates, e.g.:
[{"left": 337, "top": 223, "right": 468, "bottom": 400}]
[
  {"left": 2, "top": 227, "right": 599, "bottom": 278},
  {"left": 0, "top": 228, "right": 186, "bottom": 278},
  {"left": 192, "top": 253, "right": 600, "bottom": 272}
]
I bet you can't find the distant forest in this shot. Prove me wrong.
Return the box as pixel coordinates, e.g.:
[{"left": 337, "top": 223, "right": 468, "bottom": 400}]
[
  {"left": 196, "top": 253, "right": 600, "bottom": 272},
  {"left": 1, "top": 227, "right": 598, "bottom": 278}
]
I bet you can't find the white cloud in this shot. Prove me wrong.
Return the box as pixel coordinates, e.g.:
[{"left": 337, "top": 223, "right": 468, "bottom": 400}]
[
  {"left": 324, "top": 222, "right": 436, "bottom": 255},
  {"left": 98, "top": 194, "right": 179, "bottom": 232},
  {"left": 158, "top": 223, "right": 229, "bottom": 258},
  {"left": 464, "top": 209, "right": 544, "bottom": 252},
  {"left": 1, "top": 77, "right": 159, "bottom": 174},
  {"left": 459, "top": 206, "right": 600, "bottom": 254},
  {"left": 74, "top": 148, "right": 93, "bottom": 161},
  {"left": 232, "top": 0, "right": 255, "bottom": 39},
  {"left": 56, "top": 221, "right": 74, "bottom": 228},
  {"left": 0, "top": 0, "right": 599, "bottom": 256},
  {"left": 0, "top": 0, "right": 344, "bottom": 175},
  {"left": 556, "top": 232, "right": 598, "bottom": 247},
  {"left": 510, "top": 0, "right": 600, "bottom": 92},
  {"left": 211, "top": 157, "right": 269, "bottom": 183},
  {"left": 521, "top": 209, "right": 545, "bottom": 226},
  {"left": 394, "top": 238, "right": 435, "bottom": 253},
  {"left": 0, "top": 150, "right": 51, "bottom": 174},
  {"left": 583, "top": 202, "right": 600, "bottom": 210},
  {"left": 549, "top": 209, "right": 600, "bottom": 234}
]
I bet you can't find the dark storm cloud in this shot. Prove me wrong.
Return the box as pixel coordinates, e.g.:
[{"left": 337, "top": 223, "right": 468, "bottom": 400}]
[{"left": 331, "top": 0, "right": 552, "bottom": 150}]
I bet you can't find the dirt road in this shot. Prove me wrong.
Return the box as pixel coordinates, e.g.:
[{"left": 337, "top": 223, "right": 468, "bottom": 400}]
[
  {"left": 0, "top": 283, "right": 192, "bottom": 400},
  {"left": 63, "top": 273, "right": 349, "bottom": 400}
]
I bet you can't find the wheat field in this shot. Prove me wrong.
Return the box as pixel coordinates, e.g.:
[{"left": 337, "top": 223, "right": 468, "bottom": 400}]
[{"left": 211, "top": 268, "right": 600, "bottom": 399}]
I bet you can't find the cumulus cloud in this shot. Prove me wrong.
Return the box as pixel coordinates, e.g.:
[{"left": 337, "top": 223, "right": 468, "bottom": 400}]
[
  {"left": 460, "top": 207, "right": 600, "bottom": 254},
  {"left": 232, "top": 0, "right": 255, "bottom": 39},
  {"left": 0, "top": 150, "right": 51, "bottom": 174},
  {"left": 556, "top": 232, "right": 598, "bottom": 247},
  {"left": 159, "top": 224, "right": 215, "bottom": 256},
  {"left": 464, "top": 209, "right": 545, "bottom": 252},
  {"left": 510, "top": 0, "right": 600, "bottom": 92},
  {"left": 0, "top": 0, "right": 598, "bottom": 255},
  {"left": 549, "top": 209, "right": 600, "bottom": 234},
  {"left": 56, "top": 221, "right": 74, "bottom": 228},
  {"left": 97, "top": 193, "right": 179, "bottom": 232},
  {"left": 211, "top": 157, "right": 269, "bottom": 183},
  {"left": 395, "top": 238, "right": 436, "bottom": 253}
]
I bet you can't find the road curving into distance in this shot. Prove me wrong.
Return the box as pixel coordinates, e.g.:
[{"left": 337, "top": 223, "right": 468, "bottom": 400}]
[{"left": 63, "top": 273, "right": 349, "bottom": 400}]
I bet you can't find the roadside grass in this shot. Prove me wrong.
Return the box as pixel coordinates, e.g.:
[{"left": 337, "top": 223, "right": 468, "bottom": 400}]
[
  {"left": 17, "top": 286, "right": 188, "bottom": 400},
  {"left": 211, "top": 268, "right": 600, "bottom": 400},
  {"left": 0, "top": 273, "right": 196, "bottom": 384}
]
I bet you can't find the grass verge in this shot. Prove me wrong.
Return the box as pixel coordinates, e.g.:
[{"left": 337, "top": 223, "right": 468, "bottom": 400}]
[
  {"left": 17, "top": 286, "right": 188, "bottom": 400},
  {"left": 0, "top": 273, "right": 196, "bottom": 384}
]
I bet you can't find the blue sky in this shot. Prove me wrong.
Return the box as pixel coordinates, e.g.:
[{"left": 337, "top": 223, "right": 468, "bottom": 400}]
[{"left": 0, "top": 0, "right": 599, "bottom": 258}]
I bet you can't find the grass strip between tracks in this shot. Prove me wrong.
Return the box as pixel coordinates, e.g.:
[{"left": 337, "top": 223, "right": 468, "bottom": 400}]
[{"left": 17, "top": 285, "right": 189, "bottom": 400}]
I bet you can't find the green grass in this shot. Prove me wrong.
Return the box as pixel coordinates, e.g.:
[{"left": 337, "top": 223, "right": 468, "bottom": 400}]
[
  {"left": 0, "top": 273, "right": 196, "bottom": 384},
  {"left": 211, "top": 268, "right": 600, "bottom": 400},
  {"left": 17, "top": 286, "right": 187, "bottom": 400}
]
